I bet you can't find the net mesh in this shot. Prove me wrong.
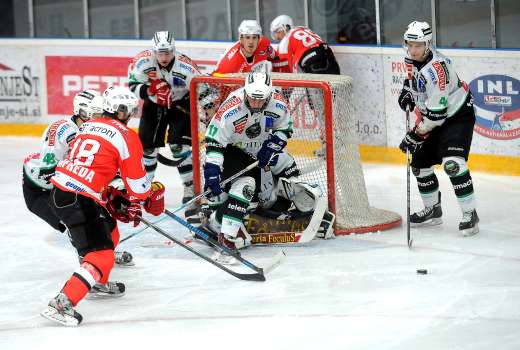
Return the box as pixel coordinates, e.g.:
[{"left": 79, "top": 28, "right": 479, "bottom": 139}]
[{"left": 191, "top": 73, "right": 401, "bottom": 234}]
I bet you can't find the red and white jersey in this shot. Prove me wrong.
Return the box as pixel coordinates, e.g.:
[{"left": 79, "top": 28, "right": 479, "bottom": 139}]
[
  {"left": 51, "top": 117, "right": 151, "bottom": 203},
  {"left": 277, "top": 27, "right": 324, "bottom": 73},
  {"left": 23, "top": 118, "right": 79, "bottom": 190},
  {"left": 213, "top": 36, "right": 276, "bottom": 75}
]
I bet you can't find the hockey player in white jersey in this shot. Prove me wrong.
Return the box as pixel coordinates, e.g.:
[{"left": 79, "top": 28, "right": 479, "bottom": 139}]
[
  {"left": 200, "top": 72, "right": 332, "bottom": 257},
  {"left": 22, "top": 90, "right": 134, "bottom": 265},
  {"left": 397, "top": 21, "right": 479, "bottom": 236},
  {"left": 128, "top": 31, "right": 211, "bottom": 218}
]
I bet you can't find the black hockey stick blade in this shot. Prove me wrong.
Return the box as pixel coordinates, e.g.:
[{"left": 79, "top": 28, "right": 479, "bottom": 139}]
[
  {"left": 140, "top": 217, "right": 267, "bottom": 282},
  {"left": 164, "top": 209, "right": 285, "bottom": 275}
]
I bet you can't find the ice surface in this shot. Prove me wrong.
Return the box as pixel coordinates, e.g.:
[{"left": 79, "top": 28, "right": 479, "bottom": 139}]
[{"left": 1, "top": 137, "right": 519, "bottom": 350}]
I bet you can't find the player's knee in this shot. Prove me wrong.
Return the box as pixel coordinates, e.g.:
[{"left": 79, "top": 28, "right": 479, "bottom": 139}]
[
  {"left": 83, "top": 249, "right": 115, "bottom": 284},
  {"left": 443, "top": 156, "right": 467, "bottom": 177},
  {"left": 413, "top": 167, "right": 434, "bottom": 178},
  {"left": 229, "top": 176, "right": 255, "bottom": 203}
]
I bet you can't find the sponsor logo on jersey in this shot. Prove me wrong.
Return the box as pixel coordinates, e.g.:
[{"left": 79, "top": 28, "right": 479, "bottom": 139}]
[
  {"left": 59, "top": 159, "right": 95, "bottom": 183},
  {"left": 275, "top": 102, "right": 287, "bottom": 112},
  {"left": 171, "top": 72, "right": 187, "bottom": 80},
  {"left": 264, "top": 111, "right": 281, "bottom": 119},
  {"left": 469, "top": 74, "right": 520, "bottom": 140},
  {"left": 215, "top": 95, "right": 242, "bottom": 121},
  {"left": 64, "top": 181, "right": 86, "bottom": 192},
  {"left": 46, "top": 120, "right": 66, "bottom": 146},
  {"left": 227, "top": 47, "right": 239, "bottom": 60},
  {"left": 431, "top": 61, "right": 447, "bottom": 91},
  {"left": 179, "top": 63, "right": 194, "bottom": 73},
  {"left": 135, "top": 50, "right": 152, "bottom": 60},
  {"left": 245, "top": 121, "right": 261, "bottom": 139},
  {"left": 227, "top": 203, "right": 247, "bottom": 214},
  {"left": 172, "top": 77, "right": 186, "bottom": 88},
  {"left": 88, "top": 125, "right": 116, "bottom": 138},
  {"left": 136, "top": 58, "right": 148, "bottom": 70},
  {"left": 223, "top": 108, "right": 239, "bottom": 119},
  {"left": 232, "top": 115, "right": 248, "bottom": 133}
]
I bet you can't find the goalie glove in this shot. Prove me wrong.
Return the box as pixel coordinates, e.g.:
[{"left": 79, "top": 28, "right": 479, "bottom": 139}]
[
  {"left": 148, "top": 79, "right": 172, "bottom": 108},
  {"left": 103, "top": 187, "right": 142, "bottom": 227},
  {"left": 144, "top": 181, "right": 165, "bottom": 216}
]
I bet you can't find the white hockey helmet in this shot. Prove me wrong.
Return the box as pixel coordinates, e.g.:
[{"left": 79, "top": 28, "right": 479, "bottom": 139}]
[
  {"left": 403, "top": 21, "right": 433, "bottom": 55},
  {"left": 270, "top": 15, "right": 294, "bottom": 39},
  {"left": 244, "top": 72, "right": 273, "bottom": 113},
  {"left": 73, "top": 90, "right": 103, "bottom": 121},
  {"left": 102, "top": 86, "right": 139, "bottom": 122},
  {"left": 238, "top": 20, "right": 262, "bottom": 37},
  {"left": 152, "top": 31, "right": 175, "bottom": 53}
]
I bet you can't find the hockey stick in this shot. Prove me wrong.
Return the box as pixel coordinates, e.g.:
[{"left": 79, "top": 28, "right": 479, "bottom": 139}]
[
  {"left": 140, "top": 217, "right": 271, "bottom": 282},
  {"left": 163, "top": 209, "right": 286, "bottom": 274},
  {"left": 405, "top": 60, "right": 413, "bottom": 249},
  {"left": 170, "top": 160, "right": 259, "bottom": 215},
  {"left": 406, "top": 105, "right": 412, "bottom": 249}
]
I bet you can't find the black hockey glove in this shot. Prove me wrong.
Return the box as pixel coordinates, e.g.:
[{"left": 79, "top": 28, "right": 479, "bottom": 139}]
[
  {"left": 257, "top": 134, "right": 287, "bottom": 168},
  {"left": 399, "top": 128, "right": 426, "bottom": 154},
  {"left": 204, "top": 162, "right": 222, "bottom": 196},
  {"left": 398, "top": 80, "right": 415, "bottom": 112}
]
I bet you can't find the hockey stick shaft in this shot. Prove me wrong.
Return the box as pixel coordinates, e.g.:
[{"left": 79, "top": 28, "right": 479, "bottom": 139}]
[
  {"left": 170, "top": 160, "right": 259, "bottom": 215},
  {"left": 405, "top": 61, "right": 413, "bottom": 249},
  {"left": 119, "top": 214, "right": 169, "bottom": 244},
  {"left": 140, "top": 217, "right": 266, "bottom": 282},
  {"left": 164, "top": 209, "right": 268, "bottom": 273}
]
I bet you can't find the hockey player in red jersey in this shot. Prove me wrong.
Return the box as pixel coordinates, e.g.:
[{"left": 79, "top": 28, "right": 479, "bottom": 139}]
[
  {"left": 213, "top": 20, "right": 277, "bottom": 75},
  {"left": 40, "top": 86, "right": 166, "bottom": 327},
  {"left": 269, "top": 15, "right": 340, "bottom": 74}
]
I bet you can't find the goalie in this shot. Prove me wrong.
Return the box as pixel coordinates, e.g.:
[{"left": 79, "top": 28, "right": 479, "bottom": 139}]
[{"left": 199, "top": 72, "right": 334, "bottom": 255}]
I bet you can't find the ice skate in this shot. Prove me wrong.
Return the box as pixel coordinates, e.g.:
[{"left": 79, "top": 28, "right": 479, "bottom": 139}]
[
  {"left": 410, "top": 192, "right": 443, "bottom": 227},
  {"left": 87, "top": 281, "right": 126, "bottom": 299},
  {"left": 40, "top": 292, "right": 82, "bottom": 327},
  {"left": 459, "top": 209, "right": 479, "bottom": 237},
  {"left": 212, "top": 233, "right": 240, "bottom": 265},
  {"left": 114, "top": 250, "right": 134, "bottom": 266}
]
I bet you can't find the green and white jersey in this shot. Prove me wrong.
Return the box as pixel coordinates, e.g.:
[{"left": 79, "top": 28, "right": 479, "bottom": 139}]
[
  {"left": 408, "top": 50, "right": 470, "bottom": 134},
  {"left": 23, "top": 118, "right": 78, "bottom": 189},
  {"left": 204, "top": 88, "right": 293, "bottom": 168}
]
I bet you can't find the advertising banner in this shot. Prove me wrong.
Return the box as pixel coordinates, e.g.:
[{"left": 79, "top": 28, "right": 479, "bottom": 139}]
[
  {"left": 46, "top": 56, "right": 131, "bottom": 117},
  {"left": 0, "top": 47, "right": 43, "bottom": 123}
]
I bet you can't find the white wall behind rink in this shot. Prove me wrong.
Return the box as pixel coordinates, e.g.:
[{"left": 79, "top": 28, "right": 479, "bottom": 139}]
[{"left": 0, "top": 39, "right": 518, "bottom": 157}]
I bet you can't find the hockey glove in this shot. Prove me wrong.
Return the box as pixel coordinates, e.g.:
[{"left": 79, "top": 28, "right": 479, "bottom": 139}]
[
  {"left": 144, "top": 181, "right": 165, "bottom": 216},
  {"left": 399, "top": 127, "right": 427, "bottom": 154},
  {"left": 257, "top": 134, "right": 287, "bottom": 168},
  {"left": 148, "top": 79, "right": 172, "bottom": 108},
  {"left": 103, "top": 187, "right": 142, "bottom": 227},
  {"left": 398, "top": 80, "right": 415, "bottom": 112},
  {"left": 203, "top": 162, "right": 222, "bottom": 196}
]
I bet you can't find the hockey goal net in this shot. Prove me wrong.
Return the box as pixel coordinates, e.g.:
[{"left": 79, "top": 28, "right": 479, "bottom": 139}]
[{"left": 190, "top": 73, "right": 401, "bottom": 235}]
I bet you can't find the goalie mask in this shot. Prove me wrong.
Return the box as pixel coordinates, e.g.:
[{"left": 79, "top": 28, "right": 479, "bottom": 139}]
[
  {"left": 73, "top": 90, "right": 103, "bottom": 122},
  {"left": 244, "top": 72, "right": 273, "bottom": 114},
  {"left": 270, "top": 15, "right": 293, "bottom": 40},
  {"left": 102, "top": 86, "right": 139, "bottom": 124}
]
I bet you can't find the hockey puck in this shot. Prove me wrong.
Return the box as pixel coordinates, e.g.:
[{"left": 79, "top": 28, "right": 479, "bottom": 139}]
[{"left": 416, "top": 269, "right": 428, "bottom": 275}]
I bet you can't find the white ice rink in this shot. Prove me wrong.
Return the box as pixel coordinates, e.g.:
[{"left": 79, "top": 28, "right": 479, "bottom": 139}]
[{"left": 1, "top": 136, "right": 519, "bottom": 350}]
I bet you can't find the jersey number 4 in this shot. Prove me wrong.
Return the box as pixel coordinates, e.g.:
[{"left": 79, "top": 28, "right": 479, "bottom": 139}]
[{"left": 69, "top": 138, "right": 101, "bottom": 166}]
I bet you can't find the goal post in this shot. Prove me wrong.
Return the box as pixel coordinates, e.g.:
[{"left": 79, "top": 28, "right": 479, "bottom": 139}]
[{"left": 189, "top": 73, "right": 401, "bottom": 235}]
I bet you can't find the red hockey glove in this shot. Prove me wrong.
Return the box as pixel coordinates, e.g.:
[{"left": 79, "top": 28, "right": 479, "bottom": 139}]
[
  {"left": 103, "top": 186, "right": 142, "bottom": 227},
  {"left": 148, "top": 80, "right": 172, "bottom": 108},
  {"left": 144, "top": 181, "right": 165, "bottom": 216}
]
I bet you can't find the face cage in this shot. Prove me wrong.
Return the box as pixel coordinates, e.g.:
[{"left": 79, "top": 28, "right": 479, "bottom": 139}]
[
  {"left": 116, "top": 105, "right": 138, "bottom": 123},
  {"left": 244, "top": 91, "right": 271, "bottom": 114}
]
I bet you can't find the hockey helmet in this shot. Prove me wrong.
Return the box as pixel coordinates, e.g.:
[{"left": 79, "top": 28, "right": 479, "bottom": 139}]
[
  {"left": 238, "top": 20, "right": 262, "bottom": 37},
  {"left": 244, "top": 72, "right": 273, "bottom": 113},
  {"left": 403, "top": 21, "right": 433, "bottom": 55},
  {"left": 270, "top": 15, "right": 294, "bottom": 40},
  {"left": 152, "top": 31, "right": 175, "bottom": 53},
  {"left": 73, "top": 90, "right": 103, "bottom": 121},
  {"left": 102, "top": 86, "right": 139, "bottom": 123}
]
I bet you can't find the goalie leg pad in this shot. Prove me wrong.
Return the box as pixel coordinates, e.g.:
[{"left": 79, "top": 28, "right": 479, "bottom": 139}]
[
  {"left": 221, "top": 176, "right": 255, "bottom": 238},
  {"left": 270, "top": 153, "right": 300, "bottom": 178},
  {"left": 278, "top": 178, "right": 323, "bottom": 213}
]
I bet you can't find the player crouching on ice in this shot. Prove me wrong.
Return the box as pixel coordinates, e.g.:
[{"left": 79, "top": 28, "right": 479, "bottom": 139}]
[
  {"left": 199, "top": 72, "right": 334, "bottom": 262},
  {"left": 41, "top": 86, "right": 165, "bottom": 326},
  {"left": 398, "top": 21, "right": 479, "bottom": 236}
]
